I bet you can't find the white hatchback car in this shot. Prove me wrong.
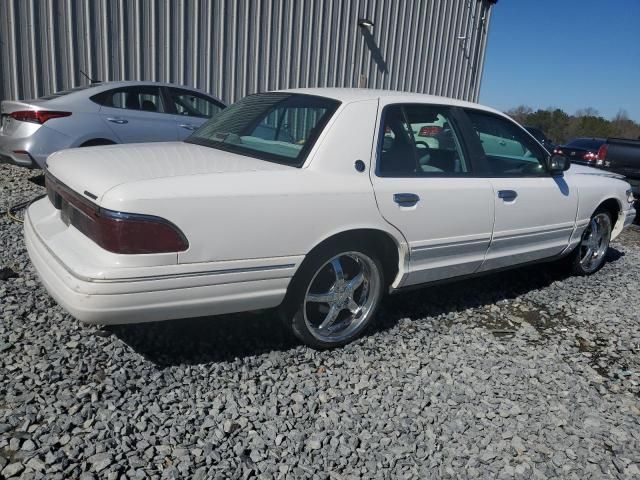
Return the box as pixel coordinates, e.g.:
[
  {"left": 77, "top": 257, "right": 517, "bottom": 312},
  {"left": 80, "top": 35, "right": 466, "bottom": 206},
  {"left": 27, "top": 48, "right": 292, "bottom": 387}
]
[
  {"left": 0, "top": 81, "right": 225, "bottom": 168},
  {"left": 25, "top": 89, "right": 636, "bottom": 348}
]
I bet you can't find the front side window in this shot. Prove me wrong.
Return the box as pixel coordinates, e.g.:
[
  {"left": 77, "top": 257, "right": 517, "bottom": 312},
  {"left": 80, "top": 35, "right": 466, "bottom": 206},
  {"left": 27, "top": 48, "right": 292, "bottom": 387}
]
[
  {"left": 92, "top": 86, "right": 165, "bottom": 113},
  {"left": 378, "top": 104, "right": 468, "bottom": 176},
  {"left": 168, "top": 89, "right": 224, "bottom": 118},
  {"left": 466, "top": 110, "right": 547, "bottom": 176},
  {"left": 187, "top": 93, "right": 340, "bottom": 166}
]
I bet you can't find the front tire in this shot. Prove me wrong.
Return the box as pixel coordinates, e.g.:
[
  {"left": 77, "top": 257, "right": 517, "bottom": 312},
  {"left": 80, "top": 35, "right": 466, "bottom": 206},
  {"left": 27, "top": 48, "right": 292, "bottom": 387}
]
[
  {"left": 282, "top": 244, "right": 385, "bottom": 349},
  {"left": 568, "top": 209, "right": 612, "bottom": 276}
]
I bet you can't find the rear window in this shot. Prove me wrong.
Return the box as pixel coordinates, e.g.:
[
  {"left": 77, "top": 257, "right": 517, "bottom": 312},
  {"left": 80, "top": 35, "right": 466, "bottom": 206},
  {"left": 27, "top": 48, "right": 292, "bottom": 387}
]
[
  {"left": 566, "top": 138, "right": 605, "bottom": 150},
  {"left": 38, "top": 84, "right": 100, "bottom": 100},
  {"left": 186, "top": 93, "right": 340, "bottom": 166}
]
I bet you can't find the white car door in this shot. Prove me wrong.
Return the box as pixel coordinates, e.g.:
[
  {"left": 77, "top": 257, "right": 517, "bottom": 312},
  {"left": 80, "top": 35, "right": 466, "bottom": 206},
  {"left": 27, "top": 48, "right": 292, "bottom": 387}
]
[
  {"left": 164, "top": 87, "right": 225, "bottom": 140},
  {"left": 463, "top": 109, "right": 578, "bottom": 271},
  {"left": 371, "top": 103, "right": 495, "bottom": 286},
  {"left": 95, "top": 85, "right": 178, "bottom": 143}
]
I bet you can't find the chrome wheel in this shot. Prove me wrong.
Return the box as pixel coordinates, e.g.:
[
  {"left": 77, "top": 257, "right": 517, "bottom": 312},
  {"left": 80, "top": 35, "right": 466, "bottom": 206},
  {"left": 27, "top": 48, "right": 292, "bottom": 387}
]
[
  {"left": 303, "top": 252, "right": 381, "bottom": 343},
  {"left": 579, "top": 213, "right": 611, "bottom": 273}
]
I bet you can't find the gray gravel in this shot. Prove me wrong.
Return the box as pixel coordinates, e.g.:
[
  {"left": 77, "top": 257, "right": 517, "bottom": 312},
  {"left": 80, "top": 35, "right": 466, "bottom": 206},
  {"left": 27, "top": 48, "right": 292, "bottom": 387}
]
[{"left": 1, "top": 163, "right": 639, "bottom": 479}]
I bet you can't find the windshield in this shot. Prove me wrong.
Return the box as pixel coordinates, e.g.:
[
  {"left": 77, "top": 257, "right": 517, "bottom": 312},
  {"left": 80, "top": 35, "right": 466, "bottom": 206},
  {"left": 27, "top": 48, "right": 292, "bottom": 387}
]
[{"left": 186, "top": 93, "right": 340, "bottom": 166}]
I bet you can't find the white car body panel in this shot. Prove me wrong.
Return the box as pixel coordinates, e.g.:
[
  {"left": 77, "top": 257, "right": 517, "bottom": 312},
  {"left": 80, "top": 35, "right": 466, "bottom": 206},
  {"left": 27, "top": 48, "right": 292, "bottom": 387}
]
[
  {"left": 480, "top": 176, "right": 578, "bottom": 270},
  {"left": 24, "top": 88, "right": 636, "bottom": 326},
  {"left": 372, "top": 175, "right": 495, "bottom": 285}
]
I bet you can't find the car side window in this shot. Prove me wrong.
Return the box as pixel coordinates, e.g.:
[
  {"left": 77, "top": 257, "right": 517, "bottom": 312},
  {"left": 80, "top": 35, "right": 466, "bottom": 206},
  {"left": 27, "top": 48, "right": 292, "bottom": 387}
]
[
  {"left": 378, "top": 104, "right": 468, "bottom": 177},
  {"left": 465, "top": 109, "right": 548, "bottom": 176},
  {"left": 168, "top": 89, "right": 224, "bottom": 118},
  {"left": 93, "top": 86, "right": 165, "bottom": 113}
]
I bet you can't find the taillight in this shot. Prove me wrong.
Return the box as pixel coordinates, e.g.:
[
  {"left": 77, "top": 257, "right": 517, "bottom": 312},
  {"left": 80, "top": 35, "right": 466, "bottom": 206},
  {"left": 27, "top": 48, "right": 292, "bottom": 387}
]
[
  {"left": 596, "top": 144, "right": 608, "bottom": 165},
  {"left": 45, "top": 174, "right": 188, "bottom": 254},
  {"left": 74, "top": 209, "right": 189, "bottom": 254},
  {"left": 10, "top": 110, "right": 71, "bottom": 124},
  {"left": 418, "top": 126, "right": 443, "bottom": 137},
  {"left": 582, "top": 151, "right": 597, "bottom": 162}
]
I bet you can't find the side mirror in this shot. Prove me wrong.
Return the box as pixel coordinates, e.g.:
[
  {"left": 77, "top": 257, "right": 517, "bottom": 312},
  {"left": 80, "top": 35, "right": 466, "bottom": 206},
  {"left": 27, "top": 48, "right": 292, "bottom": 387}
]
[{"left": 548, "top": 154, "right": 570, "bottom": 175}]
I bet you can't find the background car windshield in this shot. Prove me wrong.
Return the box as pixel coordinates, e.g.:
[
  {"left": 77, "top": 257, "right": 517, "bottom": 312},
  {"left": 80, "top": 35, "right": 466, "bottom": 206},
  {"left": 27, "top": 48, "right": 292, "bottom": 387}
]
[
  {"left": 566, "top": 138, "right": 605, "bottom": 149},
  {"left": 187, "top": 93, "right": 340, "bottom": 166}
]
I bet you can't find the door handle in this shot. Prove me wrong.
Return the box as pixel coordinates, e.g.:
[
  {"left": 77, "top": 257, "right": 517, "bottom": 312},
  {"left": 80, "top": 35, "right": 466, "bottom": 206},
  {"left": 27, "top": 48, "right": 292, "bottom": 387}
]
[
  {"left": 107, "top": 117, "right": 128, "bottom": 124},
  {"left": 498, "top": 190, "right": 518, "bottom": 201},
  {"left": 179, "top": 124, "right": 198, "bottom": 131},
  {"left": 393, "top": 193, "right": 420, "bottom": 206}
]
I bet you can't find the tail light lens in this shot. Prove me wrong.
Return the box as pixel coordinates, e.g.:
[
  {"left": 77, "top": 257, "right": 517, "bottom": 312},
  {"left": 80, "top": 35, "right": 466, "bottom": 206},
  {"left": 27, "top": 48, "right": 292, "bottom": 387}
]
[
  {"left": 418, "top": 126, "right": 443, "bottom": 137},
  {"left": 10, "top": 110, "right": 71, "bottom": 124},
  {"left": 45, "top": 174, "right": 188, "bottom": 254},
  {"left": 596, "top": 144, "right": 608, "bottom": 165}
]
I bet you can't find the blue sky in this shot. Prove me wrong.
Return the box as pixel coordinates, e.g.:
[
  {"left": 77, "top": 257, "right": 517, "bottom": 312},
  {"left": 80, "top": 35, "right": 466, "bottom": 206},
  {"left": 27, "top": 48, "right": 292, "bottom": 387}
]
[{"left": 479, "top": 0, "right": 640, "bottom": 121}]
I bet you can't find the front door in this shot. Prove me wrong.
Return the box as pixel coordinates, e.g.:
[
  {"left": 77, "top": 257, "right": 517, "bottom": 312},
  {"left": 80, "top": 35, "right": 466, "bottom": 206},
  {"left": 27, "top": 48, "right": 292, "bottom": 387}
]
[
  {"left": 462, "top": 109, "right": 578, "bottom": 271},
  {"left": 164, "top": 87, "right": 225, "bottom": 140},
  {"left": 371, "top": 103, "right": 495, "bottom": 286}
]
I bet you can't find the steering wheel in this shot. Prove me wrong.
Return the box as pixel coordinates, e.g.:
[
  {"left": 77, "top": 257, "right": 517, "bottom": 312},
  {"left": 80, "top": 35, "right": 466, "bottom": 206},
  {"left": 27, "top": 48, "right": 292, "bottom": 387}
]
[{"left": 415, "top": 140, "right": 431, "bottom": 150}]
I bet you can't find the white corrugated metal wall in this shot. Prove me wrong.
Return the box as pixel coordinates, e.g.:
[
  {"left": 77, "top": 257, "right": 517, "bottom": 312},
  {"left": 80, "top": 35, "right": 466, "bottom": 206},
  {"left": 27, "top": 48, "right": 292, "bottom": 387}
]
[{"left": 0, "top": 0, "right": 494, "bottom": 104}]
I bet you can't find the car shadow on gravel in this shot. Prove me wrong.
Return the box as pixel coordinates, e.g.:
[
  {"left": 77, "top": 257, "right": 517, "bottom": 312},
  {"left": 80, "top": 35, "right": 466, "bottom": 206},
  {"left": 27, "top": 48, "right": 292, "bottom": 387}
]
[{"left": 107, "top": 247, "right": 625, "bottom": 367}]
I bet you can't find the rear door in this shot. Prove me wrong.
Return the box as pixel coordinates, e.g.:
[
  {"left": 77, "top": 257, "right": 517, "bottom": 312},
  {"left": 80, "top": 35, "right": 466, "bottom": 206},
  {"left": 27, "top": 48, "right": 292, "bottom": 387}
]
[
  {"left": 462, "top": 109, "right": 578, "bottom": 270},
  {"left": 93, "top": 86, "right": 178, "bottom": 143},
  {"left": 164, "top": 87, "right": 225, "bottom": 140},
  {"left": 371, "top": 102, "right": 494, "bottom": 286}
]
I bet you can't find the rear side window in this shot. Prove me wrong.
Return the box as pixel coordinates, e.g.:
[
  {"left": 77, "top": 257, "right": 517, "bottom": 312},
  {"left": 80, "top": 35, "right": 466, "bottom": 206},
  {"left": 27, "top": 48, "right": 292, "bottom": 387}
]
[
  {"left": 92, "top": 86, "right": 165, "bottom": 113},
  {"left": 377, "top": 104, "right": 468, "bottom": 177},
  {"left": 466, "top": 110, "right": 547, "bottom": 176},
  {"left": 167, "top": 88, "right": 224, "bottom": 118}
]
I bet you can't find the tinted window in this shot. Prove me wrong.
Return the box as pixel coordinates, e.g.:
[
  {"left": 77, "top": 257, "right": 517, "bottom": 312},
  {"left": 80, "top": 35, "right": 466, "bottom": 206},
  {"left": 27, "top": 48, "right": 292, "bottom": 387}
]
[
  {"left": 187, "top": 93, "right": 340, "bottom": 166},
  {"left": 566, "top": 138, "right": 605, "bottom": 150},
  {"left": 168, "top": 89, "right": 224, "bottom": 118},
  {"left": 378, "top": 104, "right": 468, "bottom": 176},
  {"left": 92, "top": 86, "right": 165, "bottom": 113},
  {"left": 466, "top": 110, "right": 547, "bottom": 176}
]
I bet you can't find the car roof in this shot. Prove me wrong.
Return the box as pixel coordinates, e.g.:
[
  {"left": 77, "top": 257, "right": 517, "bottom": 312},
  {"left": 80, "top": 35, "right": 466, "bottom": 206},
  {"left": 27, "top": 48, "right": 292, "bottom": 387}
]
[
  {"left": 278, "top": 87, "right": 506, "bottom": 116},
  {"left": 34, "top": 81, "right": 223, "bottom": 104}
]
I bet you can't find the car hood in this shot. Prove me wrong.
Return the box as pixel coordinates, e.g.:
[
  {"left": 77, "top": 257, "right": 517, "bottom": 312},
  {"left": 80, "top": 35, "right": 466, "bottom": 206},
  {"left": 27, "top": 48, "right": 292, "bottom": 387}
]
[
  {"left": 567, "top": 163, "right": 625, "bottom": 179},
  {"left": 46, "top": 141, "right": 289, "bottom": 201}
]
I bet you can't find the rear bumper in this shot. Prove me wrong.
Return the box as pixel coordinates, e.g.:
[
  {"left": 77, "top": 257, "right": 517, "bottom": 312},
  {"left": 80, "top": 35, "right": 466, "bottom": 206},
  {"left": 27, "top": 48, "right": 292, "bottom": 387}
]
[
  {"left": 24, "top": 204, "right": 299, "bottom": 325},
  {"left": 0, "top": 125, "right": 72, "bottom": 169}
]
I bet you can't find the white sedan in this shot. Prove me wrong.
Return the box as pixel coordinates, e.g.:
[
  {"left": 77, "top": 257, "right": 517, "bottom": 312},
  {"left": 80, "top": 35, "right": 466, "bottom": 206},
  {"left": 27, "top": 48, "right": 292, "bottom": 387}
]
[{"left": 25, "top": 89, "right": 636, "bottom": 348}]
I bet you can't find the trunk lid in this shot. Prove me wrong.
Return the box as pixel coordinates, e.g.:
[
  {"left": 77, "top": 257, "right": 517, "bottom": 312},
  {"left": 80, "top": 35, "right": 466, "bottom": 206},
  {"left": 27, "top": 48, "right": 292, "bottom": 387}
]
[{"left": 46, "top": 141, "right": 290, "bottom": 202}]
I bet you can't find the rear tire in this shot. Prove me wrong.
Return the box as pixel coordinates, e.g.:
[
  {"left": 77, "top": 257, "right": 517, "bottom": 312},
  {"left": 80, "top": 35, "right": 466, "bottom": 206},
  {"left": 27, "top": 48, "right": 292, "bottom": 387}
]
[
  {"left": 567, "top": 208, "right": 612, "bottom": 276},
  {"left": 281, "top": 242, "right": 385, "bottom": 349}
]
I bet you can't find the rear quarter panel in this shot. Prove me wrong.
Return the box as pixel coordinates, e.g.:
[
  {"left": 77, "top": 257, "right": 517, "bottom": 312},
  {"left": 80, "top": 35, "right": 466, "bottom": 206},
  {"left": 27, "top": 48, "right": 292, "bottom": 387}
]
[{"left": 100, "top": 99, "right": 408, "bottom": 266}]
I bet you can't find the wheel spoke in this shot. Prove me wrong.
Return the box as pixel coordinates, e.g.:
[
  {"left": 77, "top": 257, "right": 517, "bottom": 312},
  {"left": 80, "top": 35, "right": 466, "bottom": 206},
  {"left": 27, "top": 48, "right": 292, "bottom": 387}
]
[
  {"left": 307, "top": 291, "right": 334, "bottom": 303},
  {"left": 582, "top": 247, "right": 594, "bottom": 266},
  {"left": 347, "top": 271, "right": 364, "bottom": 292},
  {"left": 347, "top": 299, "right": 360, "bottom": 314},
  {"left": 331, "top": 258, "right": 345, "bottom": 281},
  {"left": 319, "top": 304, "right": 341, "bottom": 330}
]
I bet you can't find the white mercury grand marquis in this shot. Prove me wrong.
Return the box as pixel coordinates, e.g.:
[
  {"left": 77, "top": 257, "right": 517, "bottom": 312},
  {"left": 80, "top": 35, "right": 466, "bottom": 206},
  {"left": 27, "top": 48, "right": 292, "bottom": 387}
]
[{"left": 25, "top": 89, "right": 636, "bottom": 348}]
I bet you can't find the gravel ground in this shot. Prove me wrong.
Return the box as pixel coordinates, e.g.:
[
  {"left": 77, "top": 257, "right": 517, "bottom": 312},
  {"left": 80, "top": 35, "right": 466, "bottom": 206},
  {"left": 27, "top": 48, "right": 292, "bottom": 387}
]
[{"left": 1, "top": 163, "right": 639, "bottom": 479}]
